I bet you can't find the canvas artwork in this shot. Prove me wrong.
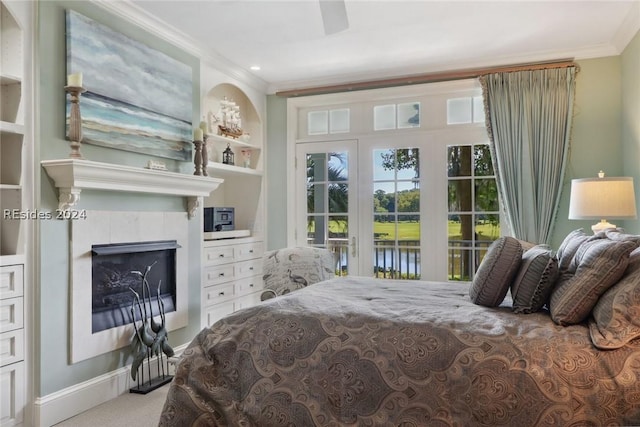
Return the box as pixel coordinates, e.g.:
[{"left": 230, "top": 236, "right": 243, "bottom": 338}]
[{"left": 65, "top": 10, "right": 193, "bottom": 161}]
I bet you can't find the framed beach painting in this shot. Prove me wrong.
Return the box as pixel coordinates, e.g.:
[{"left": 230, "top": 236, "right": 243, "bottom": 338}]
[{"left": 65, "top": 10, "right": 193, "bottom": 161}]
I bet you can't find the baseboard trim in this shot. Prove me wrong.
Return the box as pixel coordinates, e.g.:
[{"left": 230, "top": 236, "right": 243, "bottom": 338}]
[{"left": 33, "top": 344, "right": 187, "bottom": 427}]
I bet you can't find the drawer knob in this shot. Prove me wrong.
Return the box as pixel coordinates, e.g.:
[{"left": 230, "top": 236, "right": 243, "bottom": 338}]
[
  {"left": 249, "top": 249, "right": 254, "bottom": 253},
  {"left": 219, "top": 291, "right": 225, "bottom": 296},
  {"left": 219, "top": 272, "right": 225, "bottom": 277},
  {"left": 249, "top": 283, "right": 254, "bottom": 288},
  {"left": 249, "top": 267, "right": 254, "bottom": 270},
  {"left": 219, "top": 254, "right": 225, "bottom": 258}
]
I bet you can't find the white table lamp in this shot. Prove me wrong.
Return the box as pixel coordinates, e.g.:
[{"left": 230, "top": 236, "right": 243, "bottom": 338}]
[{"left": 568, "top": 171, "right": 637, "bottom": 233}]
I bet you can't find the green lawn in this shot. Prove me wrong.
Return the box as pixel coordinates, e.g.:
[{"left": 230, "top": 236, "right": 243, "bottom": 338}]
[{"left": 313, "top": 220, "right": 500, "bottom": 241}]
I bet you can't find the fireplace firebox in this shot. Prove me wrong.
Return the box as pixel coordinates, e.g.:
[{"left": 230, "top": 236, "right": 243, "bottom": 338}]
[{"left": 91, "top": 240, "right": 180, "bottom": 334}]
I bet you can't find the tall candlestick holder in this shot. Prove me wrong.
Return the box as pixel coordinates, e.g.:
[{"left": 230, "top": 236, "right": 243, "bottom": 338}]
[
  {"left": 193, "top": 138, "right": 204, "bottom": 176},
  {"left": 65, "top": 85, "right": 87, "bottom": 159},
  {"left": 201, "top": 135, "right": 209, "bottom": 176}
]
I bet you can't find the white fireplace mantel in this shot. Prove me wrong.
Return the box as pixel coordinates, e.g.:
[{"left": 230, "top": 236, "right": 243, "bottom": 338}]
[{"left": 41, "top": 159, "right": 223, "bottom": 218}]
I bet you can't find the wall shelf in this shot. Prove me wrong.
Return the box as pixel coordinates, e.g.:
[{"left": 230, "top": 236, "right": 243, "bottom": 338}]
[
  {"left": 207, "top": 161, "right": 263, "bottom": 177},
  {"left": 41, "top": 159, "right": 224, "bottom": 218},
  {"left": 206, "top": 133, "right": 261, "bottom": 151},
  {"left": 0, "top": 121, "right": 24, "bottom": 135}
]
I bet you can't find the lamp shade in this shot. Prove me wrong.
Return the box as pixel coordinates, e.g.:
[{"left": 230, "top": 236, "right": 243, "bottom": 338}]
[{"left": 568, "top": 176, "right": 637, "bottom": 220}]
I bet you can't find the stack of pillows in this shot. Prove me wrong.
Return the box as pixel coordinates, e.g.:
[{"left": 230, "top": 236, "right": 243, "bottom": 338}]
[{"left": 469, "top": 228, "right": 640, "bottom": 349}]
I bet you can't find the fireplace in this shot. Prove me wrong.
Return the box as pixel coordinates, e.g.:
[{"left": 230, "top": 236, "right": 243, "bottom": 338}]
[
  {"left": 91, "top": 240, "right": 179, "bottom": 333},
  {"left": 71, "top": 210, "right": 189, "bottom": 363}
]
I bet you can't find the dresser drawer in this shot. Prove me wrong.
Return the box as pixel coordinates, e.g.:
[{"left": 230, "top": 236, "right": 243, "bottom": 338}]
[
  {"left": 202, "top": 282, "right": 236, "bottom": 307},
  {"left": 234, "top": 242, "right": 264, "bottom": 261},
  {"left": 0, "top": 265, "right": 23, "bottom": 300},
  {"left": 202, "top": 301, "right": 235, "bottom": 328},
  {"left": 203, "top": 246, "right": 235, "bottom": 266},
  {"left": 0, "top": 329, "right": 24, "bottom": 367},
  {"left": 0, "top": 298, "right": 23, "bottom": 334},
  {"left": 235, "top": 259, "right": 262, "bottom": 279},
  {"left": 235, "top": 275, "right": 263, "bottom": 297},
  {"left": 235, "top": 291, "right": 262, "bottom": 311},
  {"left": 203, "top": 264, "right": 236, "bottom": 286}
]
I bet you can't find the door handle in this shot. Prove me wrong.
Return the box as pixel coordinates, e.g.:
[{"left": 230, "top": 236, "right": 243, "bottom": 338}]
[{"left": 351, "top": 236, "right": 356, "bottom": 257}]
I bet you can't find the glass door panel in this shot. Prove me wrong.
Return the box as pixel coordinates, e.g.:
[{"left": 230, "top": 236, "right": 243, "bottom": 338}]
[
  {"left": 298, "top": 141, "right": 357, "bottom": 275},
  {"left": 372, "top": 148, "right": 421, "bottom": 279},
  {"left": 447, "top": 144, "right": 500, "bottom": 280}
]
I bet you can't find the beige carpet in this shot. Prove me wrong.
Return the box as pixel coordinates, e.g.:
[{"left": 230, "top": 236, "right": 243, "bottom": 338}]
[{"left": 53, "top": 383, "right": 169, "bottom": 427}]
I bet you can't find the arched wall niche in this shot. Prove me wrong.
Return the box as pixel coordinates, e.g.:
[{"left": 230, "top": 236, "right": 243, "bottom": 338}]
[{"left": 202, "top": 83, "right": 263, "bottom": 143}]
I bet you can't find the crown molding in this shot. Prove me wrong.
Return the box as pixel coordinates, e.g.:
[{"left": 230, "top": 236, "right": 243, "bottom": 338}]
[
  {"left": 613, "top": 1, "right": 640, "bottom": 54},
  {"left": 89, "top": 0, "right": 269, "bottom": 93}
]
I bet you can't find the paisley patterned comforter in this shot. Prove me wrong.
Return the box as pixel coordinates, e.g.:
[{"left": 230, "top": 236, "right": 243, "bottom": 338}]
[{"left": 159, "top": 277, "right": 640, "bottom": 426}]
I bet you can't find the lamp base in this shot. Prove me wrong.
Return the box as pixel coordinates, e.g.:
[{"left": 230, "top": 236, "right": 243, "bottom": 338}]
[{"left": 591, "top": 220, "right": 617, "bottom": 233}]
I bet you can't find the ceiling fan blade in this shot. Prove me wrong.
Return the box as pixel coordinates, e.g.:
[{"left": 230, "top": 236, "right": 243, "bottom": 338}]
[{"left": 319, "top": 0, "right": 349, "bottom": 35}]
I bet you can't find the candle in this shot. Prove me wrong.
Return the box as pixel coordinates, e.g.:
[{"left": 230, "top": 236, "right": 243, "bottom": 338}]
[
  {"left": 199, "top": 120, "right": 208, "bottom": 134},
  {"left": 194, "top": 128, "right": 203, "bottom": 141},
  {"left": 67, "top": 72, "right": 83, "bottom": 87}
]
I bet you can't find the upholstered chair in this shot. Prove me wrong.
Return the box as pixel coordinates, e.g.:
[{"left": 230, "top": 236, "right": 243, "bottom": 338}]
[{"left": 261, "top": 246, "right": 336, "bottom": 300}]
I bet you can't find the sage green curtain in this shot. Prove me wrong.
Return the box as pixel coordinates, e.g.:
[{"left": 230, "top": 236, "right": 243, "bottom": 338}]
[{"left": 480, "top": 67, "right": 577, "bottom": 244}]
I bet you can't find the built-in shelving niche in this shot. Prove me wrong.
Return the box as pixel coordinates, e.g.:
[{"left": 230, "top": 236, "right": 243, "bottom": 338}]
[{"left": 201, "top": 83, "right": 264, "bottom": 239}]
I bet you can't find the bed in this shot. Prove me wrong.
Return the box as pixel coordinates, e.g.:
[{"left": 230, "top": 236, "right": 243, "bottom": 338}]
[{"left": 158, "top": 273, "right": 640, "bottom": 426}]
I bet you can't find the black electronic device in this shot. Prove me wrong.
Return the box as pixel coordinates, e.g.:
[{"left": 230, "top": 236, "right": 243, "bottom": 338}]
[{"left": 204, "top": 207, "right": 235, "bottom": 232}]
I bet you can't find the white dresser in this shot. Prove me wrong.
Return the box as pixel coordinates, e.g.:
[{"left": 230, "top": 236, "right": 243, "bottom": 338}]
[
  {"left": 0, "top": 261, "right": 25, "bottom": 426},
  {"left": 201, "top": 237, "right": 264, "bottom": 328}
]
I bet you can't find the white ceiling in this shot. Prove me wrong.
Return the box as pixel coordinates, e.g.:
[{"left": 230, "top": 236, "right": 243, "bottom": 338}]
[{"left": 124, "top": 0, "right": 640, "bottom": 93}]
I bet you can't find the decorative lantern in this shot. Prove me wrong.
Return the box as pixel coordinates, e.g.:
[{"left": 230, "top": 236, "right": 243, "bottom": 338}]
[{"left": 222, "top": 143, "right": 234, "bottom": 165}]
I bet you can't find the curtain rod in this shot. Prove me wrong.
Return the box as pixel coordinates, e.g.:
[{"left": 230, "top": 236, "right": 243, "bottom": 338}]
[{"left": 276, "top": 59, "right": 578, "bottom": 97}]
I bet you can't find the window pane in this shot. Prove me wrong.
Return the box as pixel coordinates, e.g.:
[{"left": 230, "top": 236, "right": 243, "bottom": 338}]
[
  {"left": 307, "top": 215, "right": 326, "bottom": 245},
  {"left": 328, "top": 215, "right": 348, "bottom": 239},
  {"left": 373, "top": 182, "right": 394, "bottom": 213},
  {"left": 475, "top": 214, "right": 500, "bottom": 242},
  {"left": 374, "top": 104, "right": 396, "bottom": 130},
  {"left": 397, "top": 214, "right": 419, "bottom": 241},
  {"left": 397, "top": 102, "right": 420, "bottom": 128},
  {"left": 447, "top": 97, "right": 472, "bottom": 124},
  {"left": 397, "top": 181, "right": 419, "bottom": 213},
  {"left": 328, "top": 152, "right": 348, "bottom": 181},
  {"left": 308, "top": 110, "right": 328, "bottom": 135},
  {"left": 475, "top": 178, "right": 498, "bottom": 211},
  {"left": 307, "top": 153, "right": 326, "bottom": 182},
  {"left": 473, "top": 145, "right": 493, "bottom": 176},
  {"left": 396, "top": 148, "right": 419, "bottom": 180},
  {"left": 373, "top": 149, "right": 395, "bottom": 181},
  {"left": 447, "top": 146, "right": 472, "bottom": 177},
  {"left": 448, "top": 179, "right": 472, "bottom": 212},
  {"left": 329, "top": 108, "right": 350, "bottom": 133},
  {"left": 329, "top": 183, "right": 348, "bottom": 213},
  {"left": 307, "top": 183, "right": 326, "bottom": 213}
]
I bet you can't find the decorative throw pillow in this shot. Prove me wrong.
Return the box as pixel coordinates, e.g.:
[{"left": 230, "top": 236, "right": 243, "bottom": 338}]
[
  {"left": 605, "top": 229, "right": 640, "bottom": 245},
  {"left": 469, "top": 236, "right": 522, "bottom": 307},
  {"left": 555, "top": 229, "right": 591, "bottom": 276},
  {"left": 589, "top": 247, "right": 640, "bottom": 349},
  {"left": 550, "top": 239, "right": 637, "bottom": 326},
  {"left": 510, "top": 245, "right": 559, "bottom": 314},
  {"left": 261, "top": 247, "right": 336, "bottom": 300}
]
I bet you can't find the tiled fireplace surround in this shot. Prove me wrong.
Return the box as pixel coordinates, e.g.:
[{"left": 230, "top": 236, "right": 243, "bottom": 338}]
[{"left": 70, "top": 210, "right": 189, "bottom": 363}]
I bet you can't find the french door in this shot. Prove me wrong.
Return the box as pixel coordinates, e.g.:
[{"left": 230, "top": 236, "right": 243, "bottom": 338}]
[
  {"left": 295, "top": 140, "right": 359, "bottom": 275},
  {"left": 295, "top": 130, "right": 498, "bottom": 281},
  {"left": 295, "top": 136, "right": 448, "bottom": 279}
]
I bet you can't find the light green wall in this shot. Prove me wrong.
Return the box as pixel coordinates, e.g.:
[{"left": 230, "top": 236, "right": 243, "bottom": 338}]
[
  {"left": 265, "top": 95, "right": 288, "bottom": 250},
  {"left": 37, "top": 1, "right": 202, "bottom": 396},
  {"left": 551, "top": 56, "right": 624, "bottom": 247},
  {"left": 622, "top": 30, "right": 640, "bottom": 234}
]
